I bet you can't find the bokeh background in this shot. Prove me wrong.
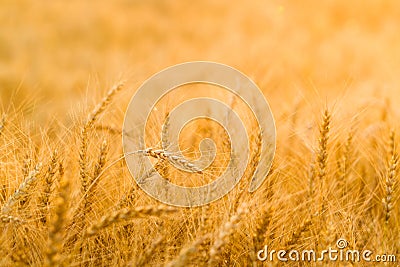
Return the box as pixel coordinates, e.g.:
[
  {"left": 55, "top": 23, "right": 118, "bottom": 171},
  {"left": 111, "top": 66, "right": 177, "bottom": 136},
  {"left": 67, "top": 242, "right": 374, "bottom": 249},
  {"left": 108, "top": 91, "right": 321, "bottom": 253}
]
[{"left": 1, "top": 0, "right": 400, "bottom": 122}]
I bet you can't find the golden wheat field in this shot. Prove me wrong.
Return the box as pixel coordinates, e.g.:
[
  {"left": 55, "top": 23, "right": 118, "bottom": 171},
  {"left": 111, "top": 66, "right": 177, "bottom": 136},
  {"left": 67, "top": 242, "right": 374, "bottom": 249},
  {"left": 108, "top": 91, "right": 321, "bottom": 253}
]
[{"left": 1, "top": 0, "right": 400, "bottom": 266}]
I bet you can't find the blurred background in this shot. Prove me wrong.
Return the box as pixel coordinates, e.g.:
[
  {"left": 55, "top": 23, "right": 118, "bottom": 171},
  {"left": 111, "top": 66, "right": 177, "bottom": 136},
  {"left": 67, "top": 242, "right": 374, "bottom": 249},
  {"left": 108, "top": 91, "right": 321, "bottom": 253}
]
[{"left": 1, "top": 0, "right": 400, "bottom": 122}]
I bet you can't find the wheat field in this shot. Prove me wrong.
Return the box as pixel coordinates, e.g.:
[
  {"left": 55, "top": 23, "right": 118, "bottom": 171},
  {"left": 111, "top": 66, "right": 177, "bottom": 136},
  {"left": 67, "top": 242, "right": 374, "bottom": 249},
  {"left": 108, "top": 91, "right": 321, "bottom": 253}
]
[{"left": 1, "top": 1, "right": 400, "bottom": 266}]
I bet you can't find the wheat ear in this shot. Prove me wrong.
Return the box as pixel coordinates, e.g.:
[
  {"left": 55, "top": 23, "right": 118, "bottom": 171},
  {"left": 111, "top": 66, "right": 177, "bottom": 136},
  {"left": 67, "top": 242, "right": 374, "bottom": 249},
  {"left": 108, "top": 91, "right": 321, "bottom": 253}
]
[
  {"left": 79, "top": 82, "right": 123, "bottom": 194},
  {"left": 162, "top": 113, "right": 170, "bottom": 150},
  {"left": 1, "top": 163, "right": 42, "bottom": 214},
  {"left": 139, "top": 148, "right": 203, "bottom": 174},
  {"left": 382, "top": 130, "right": 398, "bottom": 224},
  {"left": 232, "top": 131, "right": 262, "bottom": 215},
  {"left": 253, "top": 206, "right": 274, "bottom": 252},
  {"left": 83, "top": 139, "right": 108, "bottom": 215},
  {"left": 22, "top": 155, "right": 32, "bottom": 179},
  {"left": 208, "top": 204, "right": 247, "bottom": 266},
  {"left": 130, "top": 236, "right": 164, "bottom": 267},
  {"left": 0, "top": 214, "right": 22, "bottom": 224},
  {"left": 337, "top": 130, "right": 354, "bottom": 199},
  {"left": 41, "top": 150, "right": 59, "bottom": 224},
  {"left": 92, "top": 139, "right": 108, "bottom": 180},
  {"left": 166, "top": 234, "right": 211, "bottom": 267},
  {"left": 285, "top": 218, "right": 313, "bottom": 247},
  {"left": 317, "top": 109, "right": 330, "bottom": 182},
  {"left": 45, "top": 166, "right": 68, "bottom": 267},
  {"left": 0, "top": 114, "right": 6, "bottom": 136},
  {"left": 317, "top": 109, "right": 331, "bottom": 215},
  {"left": 84, "top": 205, "right": 176, "bottom": 238},
  {"left": 308, "top": 155, "right": 316, "bottom": 199}
]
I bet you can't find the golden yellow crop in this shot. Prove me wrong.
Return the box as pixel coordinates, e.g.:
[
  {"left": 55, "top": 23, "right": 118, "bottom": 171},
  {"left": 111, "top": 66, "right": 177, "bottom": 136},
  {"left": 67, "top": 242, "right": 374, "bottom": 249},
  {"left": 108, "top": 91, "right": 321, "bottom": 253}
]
[{"left": 1, "top": 1, "right": 399, "bottom": 266}]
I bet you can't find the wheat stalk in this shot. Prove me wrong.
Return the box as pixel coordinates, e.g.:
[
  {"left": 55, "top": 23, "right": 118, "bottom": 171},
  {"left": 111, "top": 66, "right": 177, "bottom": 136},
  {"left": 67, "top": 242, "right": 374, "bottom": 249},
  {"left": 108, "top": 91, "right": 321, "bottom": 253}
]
[{"left": 79, "top": 82, "right": 124, "bottom": 194}]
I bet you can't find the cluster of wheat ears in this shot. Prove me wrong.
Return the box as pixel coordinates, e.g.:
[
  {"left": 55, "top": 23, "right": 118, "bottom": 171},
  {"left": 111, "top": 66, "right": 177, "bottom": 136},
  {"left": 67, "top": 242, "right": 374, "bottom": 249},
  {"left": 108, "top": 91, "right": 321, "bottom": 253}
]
[{"left": 0, "top": 83, "right": 399, "bottom": 266}]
